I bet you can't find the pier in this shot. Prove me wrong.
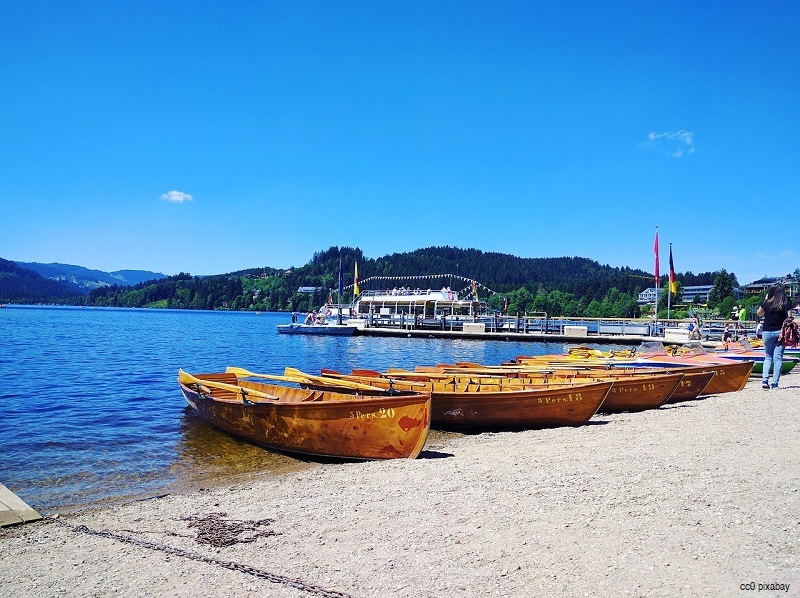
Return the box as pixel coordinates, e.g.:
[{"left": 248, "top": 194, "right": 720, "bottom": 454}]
[{"left": 346, "top": 314, "right": 748, "bottom": 346}]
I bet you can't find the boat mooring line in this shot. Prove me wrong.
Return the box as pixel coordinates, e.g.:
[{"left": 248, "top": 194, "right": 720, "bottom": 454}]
[{"left": 45, "top": 516, "right": 352, "bottom": 598}]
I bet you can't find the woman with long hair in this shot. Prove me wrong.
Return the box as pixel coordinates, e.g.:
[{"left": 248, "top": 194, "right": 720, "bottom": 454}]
[{"left": 756, "top": 282, "right": 792, "bottom": 389}]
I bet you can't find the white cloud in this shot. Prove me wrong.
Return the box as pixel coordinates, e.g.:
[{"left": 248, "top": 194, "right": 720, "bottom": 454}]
[
  {"left": 643, "top": 130, "right": 695, "bottom": 158},
  {"left": 160, "top": 190, "right": 193, "bottom": 203}
]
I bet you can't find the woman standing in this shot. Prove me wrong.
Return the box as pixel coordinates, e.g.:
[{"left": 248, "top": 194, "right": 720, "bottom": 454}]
[{"left": 756, "top": 283, "right": 792, "bottom": 389}]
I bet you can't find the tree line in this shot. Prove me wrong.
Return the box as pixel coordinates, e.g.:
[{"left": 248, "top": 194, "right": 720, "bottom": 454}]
[{"left": 3, "top": 247, "right": 781, "bottom": 319}]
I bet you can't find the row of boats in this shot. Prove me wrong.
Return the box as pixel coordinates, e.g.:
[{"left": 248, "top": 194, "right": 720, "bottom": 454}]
[{"left": 177, "top": 342, "right": 789, "bottom": 461}]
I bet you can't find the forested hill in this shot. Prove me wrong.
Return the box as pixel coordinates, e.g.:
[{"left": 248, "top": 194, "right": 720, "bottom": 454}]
[
  {"left": 307, "top": 246, "right": 715, "bottom": 296},
  {"left": 369, "top": 247, "right": 645, "bottom": 295},
  {"left": 0, "top": 258, "right": 82, "bottom": 303},
  {"left": 15, "top": 261, "right": 167, "bottom": 293},
  {"left": 75, "top": 246, "right": 718, "bottom": 317}
]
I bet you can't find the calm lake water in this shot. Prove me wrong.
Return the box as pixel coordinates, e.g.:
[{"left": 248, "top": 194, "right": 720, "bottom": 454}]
[{"left": 0, "top": 306, "right": 621, "bottom": 513}]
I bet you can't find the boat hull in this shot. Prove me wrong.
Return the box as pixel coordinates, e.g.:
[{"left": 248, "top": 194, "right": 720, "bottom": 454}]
[
  {"left": 665, "top": 370, "right": 715, "bottom": 402},
  {"left": 306, "top": 372, "right": 611, "bottom": 431},
  {"left": 516, "top": 354, "right": 753, "bottom": 395},
  {"left": 594, "top": 373, "right": 683, "bottom": 413},
  {"left": 428, "top": 381, "right": 611, "bottom": 431},
  {"left": 180, "top": 373, "right": 430, "bottom": 460},
  {"left": 636, "top": 358, "right": 754, "bottom": 394}
]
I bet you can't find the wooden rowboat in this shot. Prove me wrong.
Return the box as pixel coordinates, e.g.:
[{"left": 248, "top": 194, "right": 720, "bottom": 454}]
[
  {"left": 178, "top": 370, "right": 431, "bottom": 460},
  {"left": 306, "top": 369, "right": 613, "bottom": 431},
  {"left": 514, "top": 345, "right": 753, "bottom": 395},
  {"left": 427, "top": 362, "right": 715, "bottom": 404},
  {"left": 427, "top": 382, "right": 611, "bottom": 431},
  {"left": 403, "top": 365, "right": 684, "bottom": 413}
]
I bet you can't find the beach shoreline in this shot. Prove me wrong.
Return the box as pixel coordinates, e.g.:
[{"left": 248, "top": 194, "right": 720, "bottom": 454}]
[{"left": 2, "top": 374, "right": 798, "bottom": 597}]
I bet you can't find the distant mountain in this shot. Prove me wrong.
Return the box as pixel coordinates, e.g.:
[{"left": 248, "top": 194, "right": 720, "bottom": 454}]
[
  {"left": 0, "top": 258, "right": 81, "bottom": 303},
  {"left": 14, "top": 262, "right": 167, "bottom": 294}
]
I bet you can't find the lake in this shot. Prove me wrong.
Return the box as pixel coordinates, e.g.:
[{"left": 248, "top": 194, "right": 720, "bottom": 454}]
[{"left": 0, "top": 305, "right": 622, "bottom": 513}]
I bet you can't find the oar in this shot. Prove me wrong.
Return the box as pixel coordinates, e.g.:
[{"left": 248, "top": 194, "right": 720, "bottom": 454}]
[
  {"left": 283, "top": 367, "right": 389, "bottom": 392},
  {"left": 345, "top": 369, "right": 429, "bottom": 387},
  {"left": 228, "top": 365, "right": 380, "bottom": 392},
  {"left": 351, "top": 368, "right": 383, "bottom": 377},
  {"left": 178, "top": 370, "right": 279, "bottom": 401},
  {"left": 225, "top": 366, "right": 318, "bottom": 385}
]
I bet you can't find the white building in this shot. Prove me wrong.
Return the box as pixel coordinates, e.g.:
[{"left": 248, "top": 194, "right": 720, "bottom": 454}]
[{"left": 637, "top": 285, "right": 743, "bottom": 304}]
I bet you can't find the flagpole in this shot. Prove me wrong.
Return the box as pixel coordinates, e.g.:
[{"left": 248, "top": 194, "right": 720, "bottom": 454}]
[
  {"left": 654, "top": 226, "right": 659, "bottom": 337},
  {"left": 667, "top": 242, "right": 672, "bottom": 321}
]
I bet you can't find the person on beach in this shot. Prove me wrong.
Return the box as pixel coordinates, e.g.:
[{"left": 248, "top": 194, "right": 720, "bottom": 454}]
[
  {"left": 689, "top": 314, "right": 702, "bottom": 340},
  {"left": 756, "top": 283, "right": 792, "bottom": 389}
]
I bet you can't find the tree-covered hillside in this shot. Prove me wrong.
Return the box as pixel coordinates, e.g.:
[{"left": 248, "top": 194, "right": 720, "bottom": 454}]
[
  {"left": 3, "top": 246, "right": 732, "bottom": 317},
  {"left": 0, "top": 258, "right": 82, "bottom": 303},
  {"left": 15, "top": 261, "right": 166, "bottom": 293},
  {"left": 76, "top": 246, "right": 718, "bottom": 317}
]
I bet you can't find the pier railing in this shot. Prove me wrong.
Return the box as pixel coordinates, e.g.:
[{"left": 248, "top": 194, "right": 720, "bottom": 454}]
[{"left": 353, "top": 312, "right": 757, "bottom": 341}]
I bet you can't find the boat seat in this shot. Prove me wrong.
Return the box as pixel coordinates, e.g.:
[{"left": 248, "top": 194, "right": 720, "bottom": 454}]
[{"left": 302, "top": 390, "right": 324, "bottom": 402}]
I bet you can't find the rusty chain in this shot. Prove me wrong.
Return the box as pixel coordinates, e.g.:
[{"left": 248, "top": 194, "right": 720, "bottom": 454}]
[{"left": 45, "top": 516, "right": 352, "bottom": 598}]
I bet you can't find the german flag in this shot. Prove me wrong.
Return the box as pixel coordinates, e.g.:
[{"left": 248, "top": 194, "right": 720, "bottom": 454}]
[{"left": 669, "top": 246, "right": 677, "bottom": 294}]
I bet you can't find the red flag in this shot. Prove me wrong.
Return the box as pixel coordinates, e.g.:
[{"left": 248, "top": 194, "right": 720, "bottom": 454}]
[
  {"left": 653, "top": 230, "right": 660, "bottom": 284},
  {"left": 669, "top": 246, "right": 676, "bottom": 294}
]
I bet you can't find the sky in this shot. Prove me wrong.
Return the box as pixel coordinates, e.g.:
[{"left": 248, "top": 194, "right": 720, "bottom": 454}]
[{"left": 2, "top": 1, "right": 798, "bottom": 285}]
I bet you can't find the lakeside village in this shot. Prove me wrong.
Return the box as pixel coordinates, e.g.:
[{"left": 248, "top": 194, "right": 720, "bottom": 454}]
[{"left": 280, "top": 271, "right": 800, "bottom": 345}]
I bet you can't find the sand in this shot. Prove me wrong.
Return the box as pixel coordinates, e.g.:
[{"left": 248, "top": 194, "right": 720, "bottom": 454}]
[{"left": 1, "top": 374, "right": 798, "bottom": 598}]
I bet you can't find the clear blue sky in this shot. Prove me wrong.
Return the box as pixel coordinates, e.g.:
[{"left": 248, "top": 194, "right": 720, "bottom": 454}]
[{"left": 2, "top": 1, "right": 797, "bottom": 285}]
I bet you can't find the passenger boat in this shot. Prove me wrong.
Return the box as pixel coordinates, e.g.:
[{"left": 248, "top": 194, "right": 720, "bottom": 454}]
[
  {"left": 304, "top": 368, "right": 613, "bottom": 431},
  {"left": 178, "top": 370, "right": 431, "bottom": 460},
  {"left": 348, "top": 287, "right": 494, "bottom": 330}
]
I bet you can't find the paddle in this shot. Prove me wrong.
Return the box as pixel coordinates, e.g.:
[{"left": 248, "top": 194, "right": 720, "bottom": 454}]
[
  {"left": 283, "top": 367, "right": 389, "bottom": 392},
  {"left": 178, "top": 370, "right": 279, "bottom": 401},
  {"left": 225, "top": 366, "right": 317, "bottom": 386}
]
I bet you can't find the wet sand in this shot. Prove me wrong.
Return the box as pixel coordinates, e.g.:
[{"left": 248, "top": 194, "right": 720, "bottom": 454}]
[{"left": 1, "top": 374, "right": 798, "bottom": 597}]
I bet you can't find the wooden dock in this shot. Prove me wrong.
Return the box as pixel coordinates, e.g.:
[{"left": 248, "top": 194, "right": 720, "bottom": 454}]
[
  {"left": 0, "top": 483, "right": 41, "bottom": 527},
  {"left": 353, "top": 327, "right": 657, "bottom": 345}
]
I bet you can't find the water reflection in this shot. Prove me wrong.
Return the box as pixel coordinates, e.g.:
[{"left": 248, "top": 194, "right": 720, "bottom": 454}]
[{"left": 169, "top": 407, "right": 313, "bottom": 491}]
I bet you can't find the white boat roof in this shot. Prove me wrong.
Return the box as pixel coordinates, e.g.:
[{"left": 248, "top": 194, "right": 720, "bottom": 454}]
[{"left": 355, "top": 289, "right": 484, "bottom": 304}]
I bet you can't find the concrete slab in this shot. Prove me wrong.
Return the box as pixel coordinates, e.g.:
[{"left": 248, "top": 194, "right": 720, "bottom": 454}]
[{"left": 0, "top": 483, "right": 42, "bottom": 527}]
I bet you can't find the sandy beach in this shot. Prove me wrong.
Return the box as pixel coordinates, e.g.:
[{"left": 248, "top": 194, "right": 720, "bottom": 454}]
[{"left": 2, "top": 373, "right": 798, "bottom": 598}]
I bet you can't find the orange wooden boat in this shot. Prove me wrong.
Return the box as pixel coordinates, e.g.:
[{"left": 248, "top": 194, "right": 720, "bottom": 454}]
[
  {"left": 431, "top": 361, "right": 714, "bottom": 404},
  {"left": 178, "top": 370, "right": 431, "bottom": 460},
  {"left": 313, "top": 369, "right": 612, "bottom": 431},
  {"left": 514, "top": 344, "right": 753, "bottom": 396},
  {"left": 664, "top": 369, "right": 716, "bottom": 402},
  {"left": 405, "top": 364, "right": 684, "bottom": 413}
]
